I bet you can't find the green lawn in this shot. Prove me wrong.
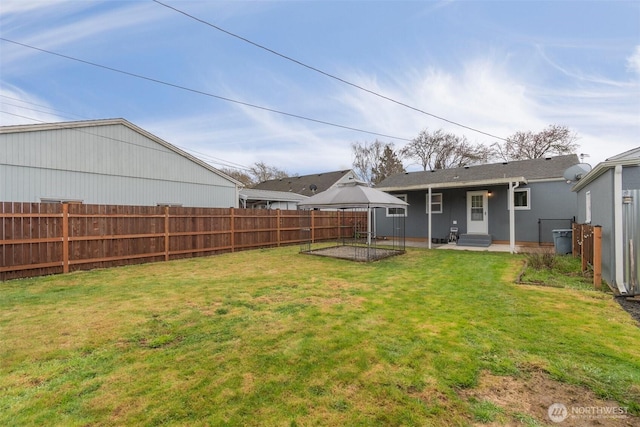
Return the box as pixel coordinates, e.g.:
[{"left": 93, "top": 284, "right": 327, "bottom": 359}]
[{"left": 1, "top": 247, "right": 639, "bottom": 426}]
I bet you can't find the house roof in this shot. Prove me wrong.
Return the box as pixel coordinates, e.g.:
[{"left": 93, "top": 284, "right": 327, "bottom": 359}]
[
  {"left": 298, "top": 182, "right": 409, "bottom": 209},
  {"left": 251, "top": 170, "right": 358, "bottom": 196},
  {"left": 376, "top": 154, "right": 580, "bottom": 191},
  {"left": 0, "top": 118, "right": 243, "bottom": 187},
  {"left": 606, "top": 146, "right": 640, "bottom": 161},
  {"left": 572, "top": 147, "right": 640, "bottom": 192},
  {"left": 239, "top": 188, "right": 308, "bottom": 203}
]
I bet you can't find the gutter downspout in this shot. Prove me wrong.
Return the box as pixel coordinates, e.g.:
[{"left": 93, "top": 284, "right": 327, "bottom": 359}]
[
  {"left": 509, "top": 181, "right": 520, "bottom": 254},
  {"left": 614, "top": 165, "right": 626, "bottom": 294},
  {"left": 428, "top": 186, "right": 432, "bottom": 249}
]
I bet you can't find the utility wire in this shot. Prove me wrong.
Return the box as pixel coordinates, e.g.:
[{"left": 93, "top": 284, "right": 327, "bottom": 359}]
[
  {"left": 0, "top": 94, "right": 89, "bottom": 120},
  {"left": 152, "top": 0, "right": 508, "bottom": 142},
  {"left": 0, "top": 110, "right": 253, "bottom": 171},
  {"left": 0, "top": 96, "right": 251, "bottom": 170},
  {"left": 0, "top": 38, "right": 411, "bottom": 142}
]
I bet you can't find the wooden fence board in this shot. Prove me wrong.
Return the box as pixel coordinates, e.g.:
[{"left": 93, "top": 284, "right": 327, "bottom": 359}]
[
  {"left": 572, "top": 223, "right": 602, "bottom": 289},
  {"left": 1, "top": 203, "right": 366, "bottom": 281}
]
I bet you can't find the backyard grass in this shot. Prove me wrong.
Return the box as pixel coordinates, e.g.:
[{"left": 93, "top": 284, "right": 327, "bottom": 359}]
[{"left": 1, "top": 246, "right": 639, "bottom": 426}]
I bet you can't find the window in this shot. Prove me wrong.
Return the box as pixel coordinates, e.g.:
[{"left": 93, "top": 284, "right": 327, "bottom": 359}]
[
  {"left": 513, "top": 188, "right": 530, "bottom": 210},
  {"left": 426, "top": 193, "right": 443, "bottom": 214},
  {"left": 585, "top": 191, "right": 591, "bottom": 223},
  {"left": 40, "top": 198, "right": 83, "bottom": 204},
  {"left": 387, "top": 194, "right": 407, "bottom": 217}
]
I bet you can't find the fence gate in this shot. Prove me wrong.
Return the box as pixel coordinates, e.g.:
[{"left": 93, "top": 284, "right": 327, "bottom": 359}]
[{"left": 622, "top": 189, "right": 640, "bottom": 295}]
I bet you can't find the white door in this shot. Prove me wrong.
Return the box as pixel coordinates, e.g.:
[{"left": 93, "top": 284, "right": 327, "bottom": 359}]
[{"left": 467, "top": 191, "right": 488, "bottom": 234}]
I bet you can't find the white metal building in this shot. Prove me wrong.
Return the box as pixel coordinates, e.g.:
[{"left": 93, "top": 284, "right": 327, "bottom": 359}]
[{"left": 0, "top": 118, "right": 241, "bottom": 207}]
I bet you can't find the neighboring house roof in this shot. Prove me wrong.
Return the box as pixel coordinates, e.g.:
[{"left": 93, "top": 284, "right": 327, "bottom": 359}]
[
  {"left": 0, "top": 118, "right": 243, "bottom": 187},
  {"left": 572, "top": 147, "right": 640, "bottom": 192},
  {"left": 376, "top": 155, "right": 580, "bottom": 191},
  {"left": 251, "top": 170, "right": 359, "bottom": 196},
  {"left": 239, "top": 188, "right": 308, "bottom": 203}
]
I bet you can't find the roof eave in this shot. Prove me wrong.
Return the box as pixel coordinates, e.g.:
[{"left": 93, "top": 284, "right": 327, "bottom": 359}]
[
  {"left": 572, "top": 158, "right": 640, "bottom": 192},
  {"left": 377, "top": 176, "right": 528, "bottom": 192}
]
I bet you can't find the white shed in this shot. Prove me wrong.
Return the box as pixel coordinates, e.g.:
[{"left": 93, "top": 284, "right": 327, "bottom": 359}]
[{"left": 0, "top": 118, "right": 241, "bottom": 207}]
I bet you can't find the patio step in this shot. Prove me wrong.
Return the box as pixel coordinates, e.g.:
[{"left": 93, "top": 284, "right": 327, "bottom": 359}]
[{"left": 457, "top": 234, "right": 492, "bottom": 247}]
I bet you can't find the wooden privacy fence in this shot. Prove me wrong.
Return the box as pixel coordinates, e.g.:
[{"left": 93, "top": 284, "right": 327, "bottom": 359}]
[
  {"left": 572, "top": 222, "right": 602, "bottom": 289},
  {"left": 1, "top": 202, "right": 365, "bottom": 281}
]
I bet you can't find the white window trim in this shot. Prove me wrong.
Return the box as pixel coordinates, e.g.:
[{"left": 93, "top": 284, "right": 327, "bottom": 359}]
[
  {"left": 387, "top": 194, "right": 407, "bottom": 217},
  {"left": 585, "top": 191, "right": 592, "bottom": 223},
  {"left": 426, "top": 192, "right": 443, "bottom": 214},
  {"left": 510, "top": 188, "right": 531, "bottom": 210}
]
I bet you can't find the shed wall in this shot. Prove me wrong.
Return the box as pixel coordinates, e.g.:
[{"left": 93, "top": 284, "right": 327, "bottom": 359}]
[{"left": 576, "top": 169, "right": 615, "bottom": 285}]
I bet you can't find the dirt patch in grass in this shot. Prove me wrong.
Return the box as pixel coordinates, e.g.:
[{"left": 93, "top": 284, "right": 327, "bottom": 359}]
[
  {"left": 302, "top": 245, "right": 404, "bottom": 262},
  {"left": 461, "top": 370, "right": 637, "bottom": 426},
  {"left": 616, "top": 297, "right": 640, "bottom": 326}
]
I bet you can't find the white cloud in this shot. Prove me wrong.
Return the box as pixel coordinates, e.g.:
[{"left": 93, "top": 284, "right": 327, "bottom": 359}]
[{"left": 627, "top": 45, "right": 640, "bottom": 75}]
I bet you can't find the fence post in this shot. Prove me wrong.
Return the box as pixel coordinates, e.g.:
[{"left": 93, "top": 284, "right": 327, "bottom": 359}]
[
  {"left": 164, "top": 206, "right": 170, "bottom": 262},
  {"left": 311, "top": 210, "right": 315, "bottom": 243},
  {"left": 580, "top": 224, "right": 588, "bottom": 272},
  {"left": 593, "top": 225, "right": 602, "bottom": 290},
  {"left": 276, "top": 209, "right": 281, "bottom": 247},
  {"left": 230, "top": 208, "right": 235, "bottom": 252},
  {"left": 62, "top": 203, "right": 69, "bottom": 273}
]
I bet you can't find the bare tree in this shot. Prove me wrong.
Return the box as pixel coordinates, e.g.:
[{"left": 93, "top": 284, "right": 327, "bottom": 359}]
[
  {"left": 219, "top": 168, "right": 254, "bottom": 187},
  {"left": 220, "top": 161, "right": 291, "bottom": 187},
  {"left": 493, "top": 124, "right": 579, "bottom": 161},
  {"left": 371, "top": 144, "right": 405, "bottom": 185},
  {"left": 249, "top": 161, "right": 290, "bottom": 184},
  {"left": 351, "top": 140, "right": 386, "bottom": 186},
  {"left": 402, "top": 128, "right": 491, "bottom": 170},
  {"left": 401, "top": 128, "right": 446, "bottom": 171}
]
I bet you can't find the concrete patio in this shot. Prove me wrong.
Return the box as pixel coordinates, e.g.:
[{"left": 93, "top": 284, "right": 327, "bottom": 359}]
[{"left": 401, "top": 239, "right": 524, "bottom": 253}]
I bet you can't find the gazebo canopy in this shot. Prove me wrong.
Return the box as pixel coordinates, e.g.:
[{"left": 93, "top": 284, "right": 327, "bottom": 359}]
[{"left": 297, "top": 182, "right": 409, "bottom": 210}]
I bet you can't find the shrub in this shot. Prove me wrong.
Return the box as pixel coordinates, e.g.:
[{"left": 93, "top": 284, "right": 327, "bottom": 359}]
[{"left": 526, "top": 248, "right": 557, "bottom": 270}]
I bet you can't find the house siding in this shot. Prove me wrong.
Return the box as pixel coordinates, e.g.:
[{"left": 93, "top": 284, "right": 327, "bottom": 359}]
[
  {"left": 623, "top": 165, "right": 640, "bottom": 188},
  {"left": 376, "top": 180, "right": 576, "bottom": 244},
  {"left": 0, "top": 122, "right": 238, "bottom": 207}
]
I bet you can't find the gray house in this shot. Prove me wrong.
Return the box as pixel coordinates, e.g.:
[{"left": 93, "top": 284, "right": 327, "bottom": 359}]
[
  {"left": 375, "top": 155, "right": 580, "bottom": 253},
  {"left": 572, "top": 147, "right": 640, "bottom": 295},
  {"left": 0, "top": 119, "right": 241, "bottom": 207}
]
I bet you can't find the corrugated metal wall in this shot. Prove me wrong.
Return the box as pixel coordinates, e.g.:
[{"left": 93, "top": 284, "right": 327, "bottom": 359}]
[
  {"left": 622, "top": 189, "right": 640, "bottom": 294},
  {"left": 1, "top": 122, "right": 238, "bottom": 207}
]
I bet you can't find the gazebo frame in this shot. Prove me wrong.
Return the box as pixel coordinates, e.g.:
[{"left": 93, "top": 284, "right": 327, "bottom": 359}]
[{"left": 298, "top": 183, "right": 407, "bottom": 262}]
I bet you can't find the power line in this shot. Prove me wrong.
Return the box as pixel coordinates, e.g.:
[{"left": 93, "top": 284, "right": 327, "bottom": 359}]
[
  {"left": 0, "top": 37, "right": 412, "bottom": 142},
  {"left": 152, "top": 0, "right": 508, "bottom": 142},
  {"left": 0, "top": 95, "right": 251, "bottom": 171},
  {"left": 0, "top": 94, "right": 89, "bottom": 120},
  {"left": 0, "top": 110, "right": 252, "bottom": 171}
]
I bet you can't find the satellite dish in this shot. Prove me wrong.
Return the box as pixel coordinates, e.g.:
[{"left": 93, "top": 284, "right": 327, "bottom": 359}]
[
  {"left": 309, "top": 184, "right": 318, "bottom": 193},
  {"left": 563, "top": 163, "right": 592, "bottom": 182}
]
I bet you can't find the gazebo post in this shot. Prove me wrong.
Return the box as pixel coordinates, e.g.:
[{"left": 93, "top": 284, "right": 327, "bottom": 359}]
[{"left": 367, "top": 206, "right": 372, "bottom": 246}]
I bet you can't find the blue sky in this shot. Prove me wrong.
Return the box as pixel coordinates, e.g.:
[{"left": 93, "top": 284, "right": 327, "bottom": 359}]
[{"left": 1, "top": 1, "right": 639, "bottom": 175}]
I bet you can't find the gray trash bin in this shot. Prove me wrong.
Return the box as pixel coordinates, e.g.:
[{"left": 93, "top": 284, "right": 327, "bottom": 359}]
[{"left": 552, "top": 229, "right": 572, "bottom": 254}]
